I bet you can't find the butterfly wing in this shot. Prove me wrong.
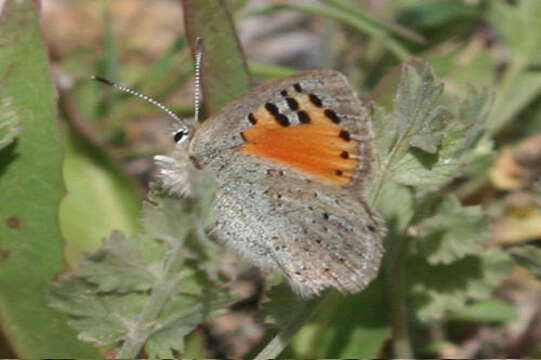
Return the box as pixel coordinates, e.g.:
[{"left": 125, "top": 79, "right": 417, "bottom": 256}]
[{"left": 192, "top": 71, "right": 385, "bottom": 297}]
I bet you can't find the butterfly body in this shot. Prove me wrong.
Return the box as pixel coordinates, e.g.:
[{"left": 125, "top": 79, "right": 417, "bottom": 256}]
[{"left": 158, "top": 70, "right": 385, "bottom": 297}]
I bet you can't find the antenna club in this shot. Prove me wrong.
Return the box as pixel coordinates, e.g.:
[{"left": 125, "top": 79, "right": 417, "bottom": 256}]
[{"left": 91, "top": 75, "right": 114, "bottom": 86}]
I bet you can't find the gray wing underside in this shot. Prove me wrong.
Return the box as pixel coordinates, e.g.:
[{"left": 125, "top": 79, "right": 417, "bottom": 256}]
[{"left": 211, "top": 158, "right": 385, "bottom": 297}]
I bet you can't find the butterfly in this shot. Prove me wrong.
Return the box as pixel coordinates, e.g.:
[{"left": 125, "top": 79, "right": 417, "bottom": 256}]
[{"left": 95, "top": 69, "right": 386, "bottom": 298}]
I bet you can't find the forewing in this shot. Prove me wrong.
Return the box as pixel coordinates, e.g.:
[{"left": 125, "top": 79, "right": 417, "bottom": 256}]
[{"left": 192, "top": 70, "right": 375, "bottom": 189}]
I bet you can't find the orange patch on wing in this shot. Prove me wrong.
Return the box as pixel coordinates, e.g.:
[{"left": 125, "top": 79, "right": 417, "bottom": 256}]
[{"left": 240, "top": 97, "right": 358, "bottom": 186}]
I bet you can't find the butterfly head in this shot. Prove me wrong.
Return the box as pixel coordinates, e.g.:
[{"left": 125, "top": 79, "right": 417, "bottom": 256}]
[{"left": 170, "top": 119, "right": 195, "bottom": 148}]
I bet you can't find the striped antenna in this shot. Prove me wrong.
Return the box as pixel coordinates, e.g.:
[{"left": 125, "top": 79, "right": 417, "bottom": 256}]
[
  {"left": 91, "top": 76, "right": 185, "bottom": 126},
  {"left": 193, "top": 37, "right": 204, "bottom": 123}
]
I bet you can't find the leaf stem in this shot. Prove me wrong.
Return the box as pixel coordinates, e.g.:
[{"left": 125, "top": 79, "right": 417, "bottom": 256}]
[{"left": 117, "top": 238, "right": 185, "bottom": 358}]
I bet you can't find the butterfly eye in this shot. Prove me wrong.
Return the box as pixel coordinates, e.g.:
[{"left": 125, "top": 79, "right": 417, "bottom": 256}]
[{"left": 173, "top": 129, "right": 189, "bottom": 144}]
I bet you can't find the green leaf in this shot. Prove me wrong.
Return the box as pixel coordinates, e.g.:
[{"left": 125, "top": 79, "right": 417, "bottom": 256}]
[
  {"left": 59, "top": 128, "right": 142, "bottom": 264},
  {"left": 0, "top": 97, "right": 22, "bottom": 151},
  {"left": 487, "top": 0, "right": 541, "bottom": 134},
  {"left": 374, "top": 181, "right": 414, "bottom": 234},
  {"left": 397, "top": 0, "right": 480, "bottom": 28},
  {"left": 409, "top": 249, "right": 512, "bottom": 321},
  {"left": 263, "top": 284, "right": 318, "bottom": 328},
  {"left": 449, "top": 298, "right": 517, "bottom": 322},
  {"left": 371, "top": 62, "right": 447, "bottom": 182},
  {"left": 509, "top": 245, "right": 541, "bottom": 280},
  {"left": 263, "top": 282, "right": 389, "bottom": 358},
  {"left": 48, "top": 173, "right": 231, "bottom": 358},
  {"left": 415, "top": 196, "right": 489, "bottom": 265},
  {"left": 489, "top": 0, "right": 541, "bottom": 65},
  {"left": 78, "top": 231, "right": 163, "bottom": 293},
  {"left": 182, "top": 0, "right": 251, "bottom": 115},
  {"left": 293, "top": 281, "right": 388, "bottom": 358},
  {"left": 0, "top": 1, "right": 99, "bottom": 357},
  {"left": 370, "top": 62, "right": 492, "bottom": 194}
]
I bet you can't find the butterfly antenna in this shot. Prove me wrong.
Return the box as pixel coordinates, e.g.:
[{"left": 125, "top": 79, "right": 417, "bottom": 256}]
[
  {"left": 193, "top": 37, "right": 203, "bottom": 123},
  {"left": 91, "top": 76, "right": 185, "bottom": 125}
]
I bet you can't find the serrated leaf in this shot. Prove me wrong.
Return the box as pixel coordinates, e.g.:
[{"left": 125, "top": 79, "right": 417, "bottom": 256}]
[
  {"left": 415, "top": 196, "right": 489, "bottom": 265},
  {"left": 48, "top": 278, "right": 147, "bottom": 346},
  {"left": 48, "top": 170, "right": 231, "bottom": 358},
  {"left": 371, "top": 64, "right": 492, "bottom": 191},
  {"left": 145, "top": 285, "right": 228, "bottom": 358},
  {"left": 409, "top": 248, "right": 512, "bottom": 321},
  {"left": 78, "top": 231, "right": 163, "bottom": 293},
  {"left": 0, "top": 97, "right": 22, "bottom": 151},
  {"left": 393, "top": 63, "right": 447, "bottom": 154},
  {"left": 509, "top": 245, "right": 541, "bottom": 280}
]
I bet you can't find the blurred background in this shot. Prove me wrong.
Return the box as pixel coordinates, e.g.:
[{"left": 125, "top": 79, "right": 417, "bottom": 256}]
[{"left": 9, "top": 0, "right": 539, "bottom": 357}]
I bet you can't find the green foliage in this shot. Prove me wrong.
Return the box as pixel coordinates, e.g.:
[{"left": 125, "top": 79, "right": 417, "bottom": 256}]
[
  {"left": 449, "top": 299, "right": 517, "bottom": 322},
  {"left": 3, "top": 0, "right": 536, "bottom": 358},
  {"left": 182, "top": 0, "right": 251, "bottom": 115},
  {"left": 262, "top": 60, "right": 510, "bottom": 357},
  {"left": 46, "top": 2, "right": 250, "bottom": 357},
  {"left": 487, "top": 0, "right": 541, "bottom": 133},
  {"left": 0, "top": 1, "right": 99, "bottom": 357},
  {"left": 370, "top": 62, "right": 492, "bottom": 194},
  {"left": 262, "top": 282, "right": 388, "bottom": 359},
  {"left": 48, "top": 177, "right": 232, "bottom": 358},
  {"left": 0, "top": 97, "right": 21, "bottom": 151},
  {"left": 415, "top": 196, "right": 489, "bottom": 265},
  {"left": 509, "top": 245, "right": 541, "bottom": 280},
  {"left": 410, "top": 248, "right": 511, "bottom": 321},
  {"left": 397, "top": 0, "right": 480, "bottom": 28},
  {"left": 59, "top": 128, "right": 142, "bottom": 264},
  {"left": 370, "top": 62, "right": 511, "bottom": 321}
]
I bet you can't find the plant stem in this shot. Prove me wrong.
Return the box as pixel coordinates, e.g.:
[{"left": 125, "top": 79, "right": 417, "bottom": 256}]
[
  {"left": 387, "top": 235, "right": 413, "bottom": 358},
  {"left": 253, "top": 296, "right": 326, "bottom": 360},
  {"left": 117, "top": 238, "right": 185, "bottom": 358}
]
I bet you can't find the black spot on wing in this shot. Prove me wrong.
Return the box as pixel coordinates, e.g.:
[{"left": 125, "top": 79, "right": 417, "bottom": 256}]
[
  {"left": 265, "top": 102, "right": 280, "bottom": 116},
  {"left": 248, "top": 113, "right": 257, "bottom": 125},
  {"left": 276, "top": 114, "right": 290, "bottom": 127},
  {"left": 297, "top": 110, "right": 311, "bottom": 124},
  {"left": 339, "top": 129, "right": 351, "bottom": 141},
  {"left": 286, "top": 97, "right": 299, "bottom": 111},
  {"left": 265, "top": 102, "right": 290, "bottom": 126},
  {"left": 324, "top": 109, "right": 341, "bottom": 124},
  {"left": 309, "top": 94, "right": 323, "bottom": 107}
]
